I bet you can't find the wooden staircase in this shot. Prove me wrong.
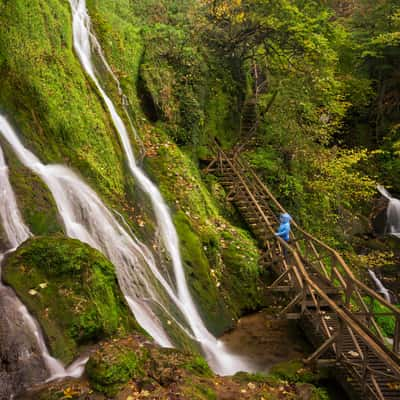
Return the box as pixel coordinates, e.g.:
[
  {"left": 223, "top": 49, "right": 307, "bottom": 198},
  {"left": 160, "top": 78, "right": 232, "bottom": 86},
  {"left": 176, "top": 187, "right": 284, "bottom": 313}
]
[{"left": 205, "top": 146, "right": 400, "bottom": 400}]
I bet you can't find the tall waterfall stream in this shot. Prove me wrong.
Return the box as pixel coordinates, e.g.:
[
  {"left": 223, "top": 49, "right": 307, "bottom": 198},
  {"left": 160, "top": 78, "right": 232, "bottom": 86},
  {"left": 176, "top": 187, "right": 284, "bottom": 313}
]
[
  {"left": 68, "top": 0, "right": 251, "bottom": 374},
  {"left": 0, "top": 1, "right": 253, "bottom": 384}
]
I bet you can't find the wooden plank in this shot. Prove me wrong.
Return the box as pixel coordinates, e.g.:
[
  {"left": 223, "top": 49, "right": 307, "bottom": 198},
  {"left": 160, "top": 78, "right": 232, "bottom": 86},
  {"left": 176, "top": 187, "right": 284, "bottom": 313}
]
[{"left": 286, "top": 313, "right": 302, "bottom": 320}]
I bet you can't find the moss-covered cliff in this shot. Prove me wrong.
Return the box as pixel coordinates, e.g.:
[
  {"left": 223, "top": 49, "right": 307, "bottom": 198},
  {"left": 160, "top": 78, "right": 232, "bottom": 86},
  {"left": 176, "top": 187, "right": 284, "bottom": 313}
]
[{"left": 0, "top": 0, "right": 266, "bottom": 350}]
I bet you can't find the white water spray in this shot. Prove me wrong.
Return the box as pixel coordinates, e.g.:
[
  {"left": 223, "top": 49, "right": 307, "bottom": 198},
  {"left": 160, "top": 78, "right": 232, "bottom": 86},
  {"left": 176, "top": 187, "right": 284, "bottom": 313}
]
[
  {"left": 368, "top": 269, "right": 391, "bottom": 304},
  {"left": 377, "top": 185, "right": 400, "bottom": 238},
  {"left": 68, "top": 0, "right": 252, "bottom": 374},
  {"left": 0, "top": 145, "right": 86, "bottom": 385}
]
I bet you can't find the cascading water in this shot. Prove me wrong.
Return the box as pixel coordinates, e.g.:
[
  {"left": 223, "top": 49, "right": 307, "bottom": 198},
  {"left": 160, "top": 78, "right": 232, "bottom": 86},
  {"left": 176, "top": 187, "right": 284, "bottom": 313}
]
[
  {"left": 0, "top": 145, "right": 85, "bottom": 398},
  {"left": 68, "top": 0, "right": 251, "bottom": 374},
  {"left": 377, "top": 185, "right": 400, "bottom": 238},
  {"left": 0, "top": 115, "right": 251, "bottom": 375},
  {"left": 368, "top": 269, "right": 391, "bottom": 303}
]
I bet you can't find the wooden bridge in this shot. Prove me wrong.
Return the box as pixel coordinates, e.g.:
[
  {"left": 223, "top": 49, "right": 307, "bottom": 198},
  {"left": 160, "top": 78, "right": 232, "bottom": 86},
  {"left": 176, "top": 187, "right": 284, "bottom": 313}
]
[{"left": 205, "top": 145, "right": 400, "bottom": 400}]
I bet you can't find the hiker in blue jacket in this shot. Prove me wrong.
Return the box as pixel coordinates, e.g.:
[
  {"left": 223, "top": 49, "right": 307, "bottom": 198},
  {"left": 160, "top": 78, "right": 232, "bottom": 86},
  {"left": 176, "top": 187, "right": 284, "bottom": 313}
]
[
  {"left": 275, "top": 213, "right": 292, "bottom": 242},
  {"left": 276, "top": 213, "right": 292, "bottom": 261}
]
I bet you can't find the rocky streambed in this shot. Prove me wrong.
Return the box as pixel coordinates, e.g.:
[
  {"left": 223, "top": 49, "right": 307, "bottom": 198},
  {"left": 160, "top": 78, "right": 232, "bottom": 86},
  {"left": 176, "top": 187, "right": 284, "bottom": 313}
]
[{"left": 18, "top": 331, "right": 330, "bottom": 400}]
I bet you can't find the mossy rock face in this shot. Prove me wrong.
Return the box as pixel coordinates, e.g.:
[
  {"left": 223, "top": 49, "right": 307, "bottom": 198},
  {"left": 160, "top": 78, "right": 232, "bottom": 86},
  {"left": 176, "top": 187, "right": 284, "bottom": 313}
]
[
  {"left": 269, "top": 360, "right": 329, "bottom": 384},
  {"left": 83, "top": 2, "right": 267, "bottom": 333},
  {"left": 19, "top": 335, "right": 331, "bottom": 400},
  {"left": 84, "top": 334, "right": 215, "bottom": 398},
  {"left": 2, "top": 236, "right": 138, "bottom": 363},
  {"left": 0, "top": 0, "right": 127, "bottom": 200},
  {"left": 86, "top": 339, "right": 146, "bottom": 396},
  {"left": 173, "top": 211, "right": 233, "bottom": 335}
]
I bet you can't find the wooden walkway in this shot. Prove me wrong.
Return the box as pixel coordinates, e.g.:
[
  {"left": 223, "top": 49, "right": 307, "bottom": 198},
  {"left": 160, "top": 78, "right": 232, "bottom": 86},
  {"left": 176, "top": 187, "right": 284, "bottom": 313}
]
[{"left": 205, "top": 145, "right": 400, "bottom": 400}]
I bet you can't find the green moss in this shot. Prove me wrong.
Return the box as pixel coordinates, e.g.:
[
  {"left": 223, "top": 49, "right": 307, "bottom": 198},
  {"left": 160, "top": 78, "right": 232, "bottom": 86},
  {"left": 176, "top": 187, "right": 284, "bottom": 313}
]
[
  {"left": 233, "top": 371, "right": 271, "bottom": 384},
  {"left": 79, "top": 0, "right": 267, "bottom": 333},
  {"left": 371, "top": 299, "right": 398, "bottom": 337},
  {"left": 87, "top": 342, "right": 145, "bottom": 396},
  {"left": 1, "top": 139, "right": 62, "bottom": 236},
  {"left": 0, "top": 0, "right": 127, "bottom": 201},
  {"left": 192, "top": 384, "right": 217, "bottom": 400},
  {"left": 1, "top": 0, "right": 266, "bottom": 358},
  {"left": 142, "top": 130, "right": 265, "bottom": 332},
  {"left": 3, "top": 236, "right": 138, "bottom": 363},
  {"left": 182, "top": 355, "right": 213, "bottom": 378},
  {"left": 269, "top": 360, "right": 328, "bottom": 384},
  {"left": 174, "top": 211, "right": 233, "bottom": 334}
]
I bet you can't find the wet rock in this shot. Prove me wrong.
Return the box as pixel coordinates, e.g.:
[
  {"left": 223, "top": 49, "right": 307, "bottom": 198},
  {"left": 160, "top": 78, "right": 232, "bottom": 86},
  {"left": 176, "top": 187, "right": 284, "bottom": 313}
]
[
  {"left": 296, "top": 383, "right": 319, "bottom": 400},
  {"left": 371, "top": 197, "right": 389, "bottom": 236},
  {"left": 0, "top": 285, "right": 48, "bottom": 399},
  {"left": 338, "top": 207, "right": 371, "bottom": 239}
]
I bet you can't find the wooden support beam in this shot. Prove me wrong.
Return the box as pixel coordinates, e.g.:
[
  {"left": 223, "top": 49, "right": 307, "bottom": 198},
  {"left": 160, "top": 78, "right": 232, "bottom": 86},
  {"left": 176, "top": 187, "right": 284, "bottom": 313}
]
[
  {"left": 315, "top": 359, "right": 337, "bottom": 367},
  {"left": 268, "top": 265, "right": 294, "bottom": 289},
  {"left": 268, "top": 286, "right": 292, "bottom": 292},
  {"left": 278, "top": 292, "right": 303, "bottom": 318},
  {"left": 203, "top": 158, "right": 217, "bottom": 174},
  {"left": 370, "top": 373, "right": 385, "bottom": 400},
  {"left": 303, "top": 332, "right": 339, "bottom": 364}
]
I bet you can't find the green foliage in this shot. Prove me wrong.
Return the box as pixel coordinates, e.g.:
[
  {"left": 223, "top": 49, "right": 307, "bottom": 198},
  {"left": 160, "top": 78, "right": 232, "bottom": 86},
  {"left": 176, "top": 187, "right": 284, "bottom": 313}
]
[
  {"left": 311, "top": 148, "right": 376, "bottom": 208},
  {"left": 371, "top": 299, "right": 398, "bottom": 337},
  {"left": 338, "top": 0, "right": 400, "bottom": 192}
]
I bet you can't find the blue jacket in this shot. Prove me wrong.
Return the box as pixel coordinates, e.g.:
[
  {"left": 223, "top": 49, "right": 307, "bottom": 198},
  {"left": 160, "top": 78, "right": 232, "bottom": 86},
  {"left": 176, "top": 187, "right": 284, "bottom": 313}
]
[{"left": 275, "top": 213, "right": 292, "bottom": 242}]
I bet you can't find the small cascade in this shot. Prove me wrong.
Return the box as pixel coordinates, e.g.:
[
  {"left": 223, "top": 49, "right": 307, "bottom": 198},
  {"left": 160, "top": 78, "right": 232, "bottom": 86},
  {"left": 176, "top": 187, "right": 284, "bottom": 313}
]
[
  {"left": 0, "top": 145, "right": 85, "bottom": 398},
  {"left": 377, "top": 185, "right": 400, "bottom": 238},
  {"left": 68, "top": 0, "right": 252, "bottom": 374},
  {"left": 368, "top": 269, "right": 391, "bottom": 303}
]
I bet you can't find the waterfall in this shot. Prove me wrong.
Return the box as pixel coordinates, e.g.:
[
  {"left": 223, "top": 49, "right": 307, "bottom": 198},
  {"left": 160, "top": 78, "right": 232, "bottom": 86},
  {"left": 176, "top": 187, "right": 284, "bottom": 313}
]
[
  {"left": 368, "top": 269, "right": 391, "bottom": 304},
  {"left": 0, "top": 116, "right": 251, "bottom": 375},
  {"left": 68, "top": 0, "right": 251, "bottom": 374},
  {"left": 0, "top": 145, "right": 86, "bottom": 398},
  {"left": 0, "top": 147, "right": 31, "bottom": 249},
  {"left": 377, "top": 185, "right": 400, "bottom": 238}
]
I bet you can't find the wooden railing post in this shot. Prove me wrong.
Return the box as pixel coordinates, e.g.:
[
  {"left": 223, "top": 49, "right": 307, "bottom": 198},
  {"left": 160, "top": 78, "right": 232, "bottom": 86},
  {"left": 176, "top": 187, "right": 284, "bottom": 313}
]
[
  {"left": 336, "top": 318, "right": 344, "bottom": 361},
  {"left": 301, "top": 274, "right": 307, "bottom": 314},
  {"left": 361, "top": 345, "right": 369, "bottom": 396},
  {"left": 394, "top": 315, "right": 400, "bottom": 354},
  {"left": 345, "top": 279, "right": 354, "bottom": 308}
]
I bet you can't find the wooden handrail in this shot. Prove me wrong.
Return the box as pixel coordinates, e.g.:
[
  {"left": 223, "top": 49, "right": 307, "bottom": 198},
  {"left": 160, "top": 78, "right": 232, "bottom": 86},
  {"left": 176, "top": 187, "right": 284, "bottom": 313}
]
[
  {"left": 293, "top": 252, "right": 400, "bottom": 376},
  {"left": 209, "top": 139, "right": 400, "bottom": 399},
  {"left": 240, "top": 155, "right": 400, "bottom": 317}
]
